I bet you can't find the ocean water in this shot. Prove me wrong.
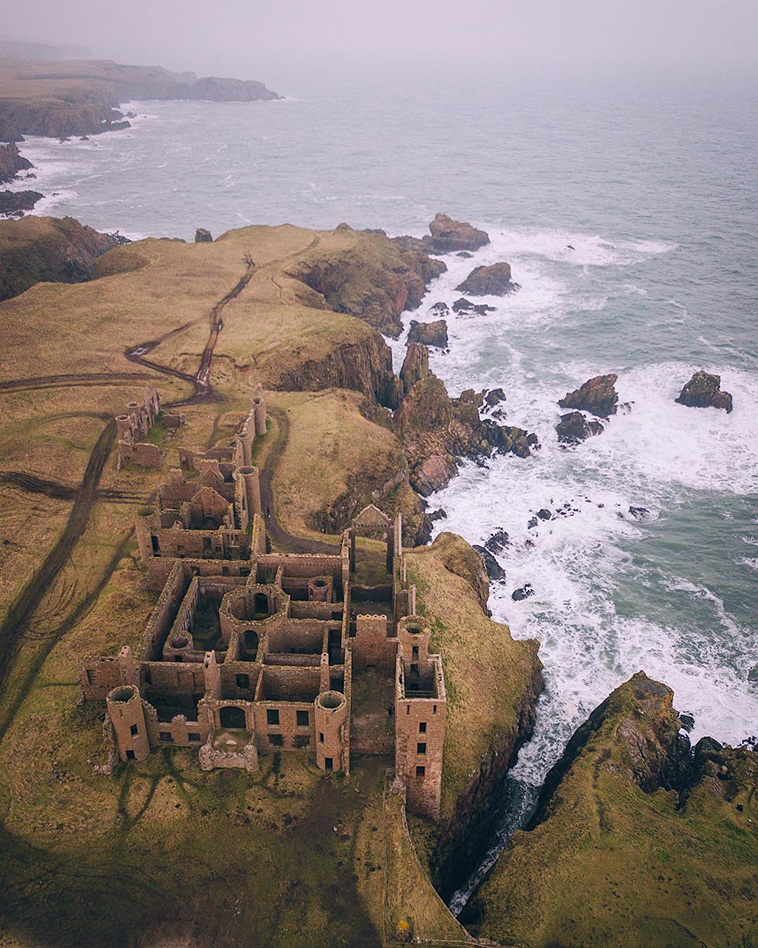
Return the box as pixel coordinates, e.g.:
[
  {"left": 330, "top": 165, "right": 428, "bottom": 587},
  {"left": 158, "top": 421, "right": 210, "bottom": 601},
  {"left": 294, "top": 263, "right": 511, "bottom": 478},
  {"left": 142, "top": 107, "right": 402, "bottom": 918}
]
[{"left": 8, "top": 65, "right": 757, "bottom": 902}]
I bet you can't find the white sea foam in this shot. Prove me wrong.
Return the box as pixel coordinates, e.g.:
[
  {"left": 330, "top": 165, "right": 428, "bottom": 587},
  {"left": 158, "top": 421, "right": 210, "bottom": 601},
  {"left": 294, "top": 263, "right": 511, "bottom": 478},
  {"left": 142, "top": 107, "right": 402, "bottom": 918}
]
[{"left": 392, "top": 224, "right": 758, "bottom": 784}]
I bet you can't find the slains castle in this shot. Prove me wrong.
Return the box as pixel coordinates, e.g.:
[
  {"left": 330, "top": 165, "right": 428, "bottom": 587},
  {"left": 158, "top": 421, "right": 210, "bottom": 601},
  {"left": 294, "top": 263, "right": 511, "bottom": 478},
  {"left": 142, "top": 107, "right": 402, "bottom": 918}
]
[{"left": 79, "top": 388, "right": 446, "bottom": 819}]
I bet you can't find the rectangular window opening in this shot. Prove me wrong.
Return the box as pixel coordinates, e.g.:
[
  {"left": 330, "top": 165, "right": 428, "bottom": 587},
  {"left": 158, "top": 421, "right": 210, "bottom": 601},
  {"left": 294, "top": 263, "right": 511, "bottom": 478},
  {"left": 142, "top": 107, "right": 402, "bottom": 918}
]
[
  {"left": 267, "top": 709, "right": 280, "bottom": 726},
  {"left": 416, "top": 765, "right": 425, "bottom": 777},
  {"left": 236, "top": 673, "right": 250, "bottom": 689},
  {"left": 296, "top": 710, "right": 309, "bottom": 727},
  {"left": 130, "top": 724, "right": 139, "bottom": 737},
  {"left": 269, "top": 734, "right": 283, "bottom": 747},
  {"left": 419, "top": 721, "right": 427, "bottom": 734},
  {"left": 417, "top": 742, "right": 427, "bottom": 755}
]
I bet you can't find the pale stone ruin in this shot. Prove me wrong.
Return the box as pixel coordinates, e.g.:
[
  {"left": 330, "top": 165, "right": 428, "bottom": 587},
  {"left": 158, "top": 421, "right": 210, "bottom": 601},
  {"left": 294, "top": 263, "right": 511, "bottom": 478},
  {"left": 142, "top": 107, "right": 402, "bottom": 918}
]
[
  {"left": 81, "top": 391, "right": 446, "bottom": 819},
  {"left": 116, "top": 384, "right": 186, "bottom": 469}
]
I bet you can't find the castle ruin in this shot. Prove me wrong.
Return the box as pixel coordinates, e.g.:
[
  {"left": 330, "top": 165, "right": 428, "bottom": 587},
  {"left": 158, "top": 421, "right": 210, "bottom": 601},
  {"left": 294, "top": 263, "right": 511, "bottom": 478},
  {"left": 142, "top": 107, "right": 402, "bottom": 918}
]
[{"left": 80, "top": 391, "right": 446, "bottom": 820}]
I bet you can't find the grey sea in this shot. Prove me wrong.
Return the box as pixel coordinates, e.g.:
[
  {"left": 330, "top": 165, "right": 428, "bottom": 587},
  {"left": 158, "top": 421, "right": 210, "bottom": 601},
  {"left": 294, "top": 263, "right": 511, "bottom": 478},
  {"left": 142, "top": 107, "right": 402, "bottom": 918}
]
[{"left": 14, "top": 64, "right": 758, "bottom": 906}]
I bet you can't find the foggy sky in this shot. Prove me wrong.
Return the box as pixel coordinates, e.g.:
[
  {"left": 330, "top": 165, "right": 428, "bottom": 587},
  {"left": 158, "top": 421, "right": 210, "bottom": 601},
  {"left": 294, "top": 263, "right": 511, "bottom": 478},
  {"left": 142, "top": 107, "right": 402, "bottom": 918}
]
[{"left": 2, "top": 0, "right": 757, "bottom": 84}]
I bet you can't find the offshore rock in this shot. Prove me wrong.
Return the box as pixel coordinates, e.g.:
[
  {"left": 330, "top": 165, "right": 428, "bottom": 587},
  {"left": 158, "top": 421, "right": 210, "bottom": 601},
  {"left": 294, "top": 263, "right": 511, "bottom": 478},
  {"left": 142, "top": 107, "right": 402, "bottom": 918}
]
[
  {"left": 675, "top": 370, "right": 733, "bottom": 413},
  {"left": 456, "top": 261, "right": 520, "bottom": 296},
  {"left": 556, "top": 410, "right": 604, "bottom": 444},
  {"left": 194, "top": 227, "right": 213, "bottom": 243},
  {"left": 399, "top": 342, "right": 431, "bottom": 395},
  {"left": 395, "top": 213, "right": 490, "bottom": 256},
  {"left": 0, "top": 142, "right": 33, "bottom": 183},
  {"left": 426, "top": 212, "right": 490, "bottom": 253},
  {"left": 407, "top": 318, "right": 448, "bottom": 348},
  {"left": 559, "top": 373, "right": 619, "bottom": 418}
]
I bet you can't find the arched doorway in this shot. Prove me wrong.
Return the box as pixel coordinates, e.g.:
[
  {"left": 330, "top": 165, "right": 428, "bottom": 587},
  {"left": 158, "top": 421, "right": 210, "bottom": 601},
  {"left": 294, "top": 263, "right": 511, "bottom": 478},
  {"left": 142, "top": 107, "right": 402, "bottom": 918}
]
[{"left": 219, "top": 705, "right": 246, "bottom": 729}]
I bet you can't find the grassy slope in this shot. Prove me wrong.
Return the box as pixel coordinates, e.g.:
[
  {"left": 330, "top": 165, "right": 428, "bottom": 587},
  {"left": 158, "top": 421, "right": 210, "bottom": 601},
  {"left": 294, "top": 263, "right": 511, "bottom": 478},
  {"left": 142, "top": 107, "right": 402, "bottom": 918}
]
[
  {"left": 268, "top": 389, "right": 419, "bottom": 540},
  {"left": 465, "top": 675, "right": 758, "bottom": 948}
]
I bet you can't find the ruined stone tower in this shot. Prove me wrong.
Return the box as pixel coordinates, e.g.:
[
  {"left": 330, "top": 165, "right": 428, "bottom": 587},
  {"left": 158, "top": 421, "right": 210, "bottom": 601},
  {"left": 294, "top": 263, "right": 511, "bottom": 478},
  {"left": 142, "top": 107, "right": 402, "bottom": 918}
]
[
  {"left": 394, "top": 615, "right": 446, "bottom": 819},
  {"left": 107, "top": 684, "right": 150, "bottom": 762}
]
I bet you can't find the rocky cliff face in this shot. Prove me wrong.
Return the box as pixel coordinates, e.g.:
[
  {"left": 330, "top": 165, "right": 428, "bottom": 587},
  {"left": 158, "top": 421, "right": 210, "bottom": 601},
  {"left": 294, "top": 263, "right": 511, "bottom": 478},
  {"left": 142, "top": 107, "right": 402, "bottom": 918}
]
[
  {"left": 0, "top": 143, "right": 33, "bottom": 183},
  {"left": 270, "top": 331, "right": 402, "bottom": 409},
  {"left": 463, "top": 672, "right": 758, "bottom": 947},
  {"left": 289, "top": 230, "right": 446, "bottom": 337},
  {"left": 0, "top": 215, "right": 120, "bottom": 300},
  {"left": 393, "top": 369, "right": 538, "bottom": 496},
  {"left": 404, "top": 532, "right": 544, "bottom": 901}
]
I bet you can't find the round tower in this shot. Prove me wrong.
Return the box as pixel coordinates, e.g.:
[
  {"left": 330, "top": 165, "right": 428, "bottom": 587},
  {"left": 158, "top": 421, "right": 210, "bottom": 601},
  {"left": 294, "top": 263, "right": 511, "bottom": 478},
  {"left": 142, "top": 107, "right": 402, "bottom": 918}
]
[
  {"left": 106, "top": 684, "right": 150, "bottom": 762},
  {"left": 314, "top": 690, "right": 348, "bottom": 773},
  {"left": 397, "top": 615, "right": 431, "bottom": 666},
  {"left": 236, "top": 466, "right": 262, "bottom": 518},
  {"left": 252, "top": 395, "right": 267, "bottom": 437}
]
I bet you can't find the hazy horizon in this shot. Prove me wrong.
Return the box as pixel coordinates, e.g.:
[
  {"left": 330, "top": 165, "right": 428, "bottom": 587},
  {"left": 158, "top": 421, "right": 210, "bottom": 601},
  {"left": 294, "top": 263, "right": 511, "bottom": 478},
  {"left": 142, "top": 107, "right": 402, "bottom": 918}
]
[{"left": 2, "top": 0, "right": 758, "bottom": 89}]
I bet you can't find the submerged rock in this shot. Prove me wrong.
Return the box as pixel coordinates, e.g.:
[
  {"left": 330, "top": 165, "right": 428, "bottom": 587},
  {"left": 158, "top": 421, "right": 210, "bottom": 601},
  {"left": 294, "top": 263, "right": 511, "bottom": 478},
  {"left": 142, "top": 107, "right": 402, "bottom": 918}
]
[
  {"left": 484, "top": 529, "right": 509, "bottom": 554},
  {"left": 512, "top": 583, "right": 534, "bottom": 602},
  {"left": 452, "top": 297, "right": 495, "bottom": 315},
  {"left": 556, "top": 410, "right": 604, "bottom": 444},
  {"left": 456, "top": 262, "right": 520, "bottom": 296},
  {"left": 675, "top": 371, "right": 733, "bottom": 413},
  {"left": 559, "top": 373, "right": 619, "bottom": 419},
  {"left": 407, "top": 318, "right": 448, "bottom": 348},
  {"left": 430, "top": 301, "right": 449, "bottom": 316},
  {"left": 628, "top": 506, "right": 652, "bottom": 521}
]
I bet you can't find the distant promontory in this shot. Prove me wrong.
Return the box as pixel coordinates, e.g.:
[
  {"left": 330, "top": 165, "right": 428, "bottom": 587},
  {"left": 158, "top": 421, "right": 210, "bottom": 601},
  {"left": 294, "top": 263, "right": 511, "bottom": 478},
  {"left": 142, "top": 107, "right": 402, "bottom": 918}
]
[{"left": 0, "top": 57, "right": 281, "bottom": 141}]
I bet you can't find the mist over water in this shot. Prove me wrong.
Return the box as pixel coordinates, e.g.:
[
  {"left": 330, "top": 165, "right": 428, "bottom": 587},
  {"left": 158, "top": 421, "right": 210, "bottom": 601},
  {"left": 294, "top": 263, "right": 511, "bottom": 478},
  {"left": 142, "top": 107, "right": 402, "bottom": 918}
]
[{"left": 13, "top": 65, "right": 758, "bottom": 903}]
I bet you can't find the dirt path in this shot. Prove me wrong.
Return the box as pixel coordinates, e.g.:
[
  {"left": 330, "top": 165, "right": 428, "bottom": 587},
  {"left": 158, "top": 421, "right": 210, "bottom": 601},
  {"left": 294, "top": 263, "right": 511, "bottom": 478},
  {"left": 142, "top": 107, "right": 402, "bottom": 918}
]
[{"left": 0, "top": 418, "right": 116, "bottom": 694}]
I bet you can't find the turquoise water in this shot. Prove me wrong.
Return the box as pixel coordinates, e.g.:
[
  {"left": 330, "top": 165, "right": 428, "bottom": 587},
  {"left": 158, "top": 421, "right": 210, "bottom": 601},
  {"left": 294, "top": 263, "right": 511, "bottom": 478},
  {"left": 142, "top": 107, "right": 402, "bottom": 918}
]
[{"left": 12, "top": 65, "right": 758, "bottom": 899}]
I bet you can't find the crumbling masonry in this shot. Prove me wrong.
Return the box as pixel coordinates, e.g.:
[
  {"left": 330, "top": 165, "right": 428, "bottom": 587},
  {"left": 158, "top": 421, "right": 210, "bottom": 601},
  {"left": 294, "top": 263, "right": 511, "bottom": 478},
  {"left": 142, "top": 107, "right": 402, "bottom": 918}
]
[
  {"left": 116, "top": 384, "right": 186, "bottom": 469},
  {"left": 80, "top": 391, "right": 446, "bottom": 819}
]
